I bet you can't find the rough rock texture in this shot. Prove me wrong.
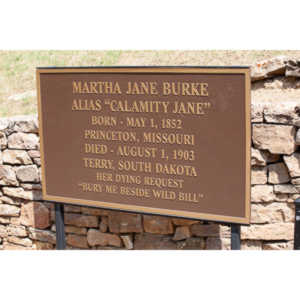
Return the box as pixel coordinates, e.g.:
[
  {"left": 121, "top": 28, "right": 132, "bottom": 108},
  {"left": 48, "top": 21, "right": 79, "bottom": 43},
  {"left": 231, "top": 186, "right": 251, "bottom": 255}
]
[
  {"left": 143, "top": 215, "right": 173, "bottom": 234},
  {"left": 172, "top": 226, "right": 191, "bottom": 241},
  {"left": 16, "top": 165, "right": 39, "bottom": 183},
  {"left": 0, "top": 204, "right": 20, "bottom": 217},
  {"left": 264, "top": 100, "right": 300, "bottom": 126},
  {"left": 8, "top": 132, "right": 39, "bottom": 150},
  {"left": 2, "top": 187, "right": 42, "bottom": 201},
  {"left": 251, "top": 203, "right": 294, "bottom": 224},
  {"left": 241, "top": 223, "right": 294, "bottom": 240},
  {"left": 274, "top": 184, "right": 298, "bottom": 194},
  {"left": 87, "top": 229, "right": 122, "bottom": 247},
  {"left": 296, "top": 129, "right": 300, "bottom": 145},
  {"left": 251, "top": 148, "right": 268, "bottom": 166},
  {"left": 241, "top": 240, "right": 262, "bottom": 250},
  {"left": 251, "top": 56, "right": 287, "bottom": 82},
  {"left": 108, "top": 211, "right": 143, "bottom": 233},
  {"left": 134, "top": 233, "right": 177, "bottom": 250},
  {"left": 251, "top": 166, "right": 267, "bottom": 184},
  {"left": 121, "top": 235, "right": 133, "bottom": 249},
  {"left": 251, "top": 185, "right": 275, "bottom": 203},
  {"left": 190, "top": 224, "right": 230, "bottom": 238},
  {"left": 0, "top": 165, "right": 18, "bottom": 186},
  {"left": 283, "top": 153, "right": 300, "bottom": 177},
  {"left": 64, "top": 213, "right": 98, "bottom": 228},
  {"left": 20, "top": 202, "right": 50, "bottom": 229},
  {"left": 66, "top": 234, "right": 89, "bottom": 249},
  {"left": 2, "top": 149, "right": 32, "bottom": 165},
  {"left": 268, "top": 163, "right": 290, "bottom": 184},
  {"left": 252, "top": 124, "right": 296, "bottom": 155},
  {"left": 285, "top": 59, "right": 300, "bottom": 77},
  {"left": 1, "top": 61, "right": 300, "bottom": 251}
]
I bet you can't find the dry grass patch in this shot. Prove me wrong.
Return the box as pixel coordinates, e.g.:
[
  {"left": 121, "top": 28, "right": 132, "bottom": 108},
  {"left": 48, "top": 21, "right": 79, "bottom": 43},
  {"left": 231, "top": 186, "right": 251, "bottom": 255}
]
[{"left": 1, "top": 50, "right": 300, "bottom": 117}]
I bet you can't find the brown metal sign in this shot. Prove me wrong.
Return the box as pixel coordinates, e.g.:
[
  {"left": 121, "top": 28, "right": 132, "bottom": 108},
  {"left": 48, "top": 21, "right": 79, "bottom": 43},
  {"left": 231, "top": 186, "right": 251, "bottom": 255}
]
[{"left": 37, "top": 67, "right": 251, "bottom": 224}]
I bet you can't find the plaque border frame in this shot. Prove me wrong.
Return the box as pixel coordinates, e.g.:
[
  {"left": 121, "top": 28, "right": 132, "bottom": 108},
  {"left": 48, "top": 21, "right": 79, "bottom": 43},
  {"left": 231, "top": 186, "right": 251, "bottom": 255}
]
[{"left": 36, "top": 66, "right": 251, "bottom": 225}]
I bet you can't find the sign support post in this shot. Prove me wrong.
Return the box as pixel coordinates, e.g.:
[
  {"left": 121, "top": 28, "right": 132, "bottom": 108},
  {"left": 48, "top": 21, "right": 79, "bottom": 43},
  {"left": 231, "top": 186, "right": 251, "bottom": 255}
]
[
  {"left": 231, "top": 224, "right": 241, "bottom": 250},
  {"left": 55, "top": 203, "right": 66, "bottom": 250},
  {"left": 294, "top": 198, "right": 300, "bottom": 250}
]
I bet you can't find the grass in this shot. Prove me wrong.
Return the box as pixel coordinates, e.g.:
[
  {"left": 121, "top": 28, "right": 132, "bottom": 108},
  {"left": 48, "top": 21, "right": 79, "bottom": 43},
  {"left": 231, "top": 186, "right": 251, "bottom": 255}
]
[{"left": 1, "top": 50, "right": 300, "bottom": 117}]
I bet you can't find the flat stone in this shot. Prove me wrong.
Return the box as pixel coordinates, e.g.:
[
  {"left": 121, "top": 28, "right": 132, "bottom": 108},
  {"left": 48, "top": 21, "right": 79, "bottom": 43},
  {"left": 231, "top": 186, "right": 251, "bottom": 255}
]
[
  {"left": 108, "top": 211, "right": 143, "bottom": 233},
  {"left": 252, "top": 124, "right": 296, "bottom": 155},
  {"left": 10, "top": 217, "right": 21, "bottom": 225},
  {"left": 2, "top": 187, "right": 42, "bottom": 201},
  {"left": 0, "top": 224, "right": 7, "bottom": 237},
  {"left": 241, "top": 223, "right": 294, "bottom": 240},
  {"left": 0, "top": 165, "right": 19, "bottom": 186},
  {"left": 190, "top": 223, "right": 230, "bottom": 238},
  {"left": 0, "top": 132, "right": 7, "bottom": 150},
  {"left": 251, "top": 56, "right": 287, "bottom": 81},
  {"left": 27, "top": 150, "right": 40, "bottom": 158},
  {"left": 52, "top": 224, "right": 87, "bottom": 235},
  {"left": 32, "top": 241, "right": 54, "bottom": 250},
  {"left": 176, "top": 237, "right": 206, "bottom": 250},
  {"left": 134, "top": 233, "right": 177, "bottom": 250},
  {"left": 262, "top": 241, "right": 293, "bottom": 250},
  {"left": 87, "top": 229, "right": 122, "bottom": 247},
  {"left": 251, "top": 203, "right": 294, "bottom": 224},
  {"left": 63, "top": 204, "right": 81, "bottom": 213},
  {"left": 241, "top": 240, "right": 262, "bottom": 250},
  {"left": 0, "top": 217, "right": 10, "bottom": 224},
  {"left": 16, "top": 165, "right": 39, "bottom": 183},
  {"left": 81, "top": 206, "right": 109, "bottom": 216},
  {"left": 172, "top": 218, "right": 199, "bottom": 226},
  {"left": 251, "top": 148, "right": 268, "bottom": 166},
  {"left": 120, "top": 235, "right": 133, "bottom": 249},
  {"left": 291, "top": 178, "right": 300, "bottom": 185},
  {"left": 251, "top": 166, "right": 267, "bottom": 184},
  {"left": 99, "top": 216, "right": 108, "bottom": 232},
  {"left": 11, "top": 115, "right": 38, "bottom": 133},
  {"left": 251, "top": 101, "right": 265, "bottom": 122},
  {"left": 3, "top": 242, "right": 30, "bottom": 250},
  {"left": 283, "top": 153, "right": 300, "bottom": 177},
  {"left": 21, "top": 183, "right": 42, "bottom": 190},
  {"left": 206, "top": 237, "right": 230, "bottom": 250},
  {"left": 0, "top": 204, "right": 20, "bottom": 216},
  {"left": 0, "top": 118, "right": 14, "bottom": 134},
  {"left": 28, "top": 227, "right": 56, "bottom": 244},
  {"left": 65, "top": 226, "right": 87, "bottom": 235},
  {"left": 143, "top": 215, "right": 173, "bottom": 234},
  {"left": 7, "top": 224, "right": 27, "bottom": 237},
  {"left": 268, "top": 162, "right": 290, "bottom": 184},
  {"left": 8, "top": 132, "right": 39, "bottom": 150},
  {"left": 66, "top": 234, "right": 89, "bottom": 249},
  {"left": 264, "top": 100, "right": 300, "bottom": 126},
  {"left": 20, "top": 201, "right": 50, "bottom": 229},
  {"left": 251, "top": 185, "right": 275, "bottom": 203},
  {"left": 7, "top": 236, "right": 32, "bottom": 247},
  {"left": 64, "top": 213, "right": 98, "bottom": 228},
  {"left": 172, "top": 226, "right": 191, "bottom": 241},
  {"left": 2, "top": 149, "right": 32, "bottom": 165},
  {"left": 285, "top": 59, "right": 300, "bottom": 77},
  {"left": 274, "top": 184, "right": 298, "bottom": 194}
]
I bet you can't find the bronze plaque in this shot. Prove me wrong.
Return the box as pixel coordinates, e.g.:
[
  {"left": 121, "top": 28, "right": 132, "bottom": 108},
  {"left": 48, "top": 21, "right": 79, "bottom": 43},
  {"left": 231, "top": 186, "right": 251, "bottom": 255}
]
[{"left": 37, "top": 67, "right": 251, "bottom": 224}]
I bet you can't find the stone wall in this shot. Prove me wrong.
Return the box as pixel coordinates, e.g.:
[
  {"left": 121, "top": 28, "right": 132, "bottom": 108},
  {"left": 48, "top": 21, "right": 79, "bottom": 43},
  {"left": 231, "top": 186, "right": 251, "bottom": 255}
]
[{"left": 0, "top": 56, "right": 300, "bottom": 250}]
